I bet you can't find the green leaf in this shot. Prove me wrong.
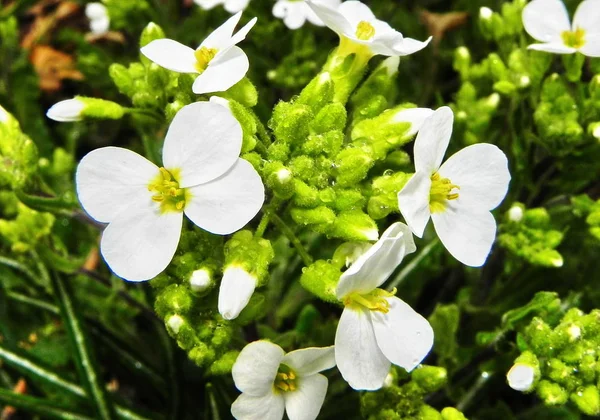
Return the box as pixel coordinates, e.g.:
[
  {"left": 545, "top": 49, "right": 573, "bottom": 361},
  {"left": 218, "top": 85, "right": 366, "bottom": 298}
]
[
  {"left": 50, "top": 273, "right": 117, "bottom": 420},
  {"left": 15, "top": 189, "right": 78, "bottom": 214},
  {"left": 501, "top": 291, "right": 562, "bottom": 330},
  {"left": 0, "top": 388, "right": 93, "bottom": 420}
]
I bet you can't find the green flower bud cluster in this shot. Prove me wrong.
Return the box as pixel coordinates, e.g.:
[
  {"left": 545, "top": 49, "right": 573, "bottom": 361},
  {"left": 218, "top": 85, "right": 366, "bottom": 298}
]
[
  {"left": 477, "top": 0, "right": 525, "bottom": 42},
  {"left": 571, "top": 194, "right": 600, "bottom": 242},
  {"left": 534, "top": 74, "right": 585, "bottom": 154},
  {"left": 0, "top": 107, "right": 39, "bottom": 190},
  {"left": 512, "top": 307, "right": 600, "bottom": 416},
  {"left": 151, "top": 228, "right": 274, "bottom": 370},
  {"left": 0, "top": 199, "right": 55, "bottom": 254},
  {"left": 497, "top": 203, "right": 564, "bottom": 268},
  {"left": 360, "top": 365, "right": 467, "bottom": 420},
  {"left": 450, "top": 81, "right": 500, "bottom": 146}
]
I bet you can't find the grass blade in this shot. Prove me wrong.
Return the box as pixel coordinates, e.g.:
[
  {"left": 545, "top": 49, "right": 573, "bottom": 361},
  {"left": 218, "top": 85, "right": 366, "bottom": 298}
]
[{"left": 0, "top": 388, "right": 93, "bottom": 420}]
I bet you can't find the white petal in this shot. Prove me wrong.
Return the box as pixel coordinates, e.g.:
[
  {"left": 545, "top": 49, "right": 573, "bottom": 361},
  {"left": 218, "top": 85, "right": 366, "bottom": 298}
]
[
  {"left": 527, "top": 42, "right": 576, "bottom": 54},
  {"left": 192, "top": 46, "right": 249, "bottom": 94},
  {"left": 507, "top": 364, "right": 536, "bottom": 392},
  {"left": 76, "top": 147, "right": 159, "bottom": 223},
  {"left": 431, "top": 204, "right": 497, "bottom": 267},
  {"left": 522, "top": 0, "right": 570, "bottom": 43},
  {"left": 90, "top": 17, "right": 110, "bottom": 35},
  {"left": 162, "top": 101, "right": 242, "bottom": 188},
  {"left": 337, "top": 0, "right": 375, "bottom": 28},
  {"left": 194, "top": 0, "right": 223, "bottom": 10},
  {"left": 231, "top": 391, "right": 285, "bottom": 420},
  {"left": 336, "top": 222, "right": 416, "bottom": 299},
  {"left": 184, "top": 159, "right": 264, "bottom": 234},
  {"left": 100, "top": 206, "right": 183, "bottom": 281},
  {"left": 46, "top": 99, "right": 84, "bottom": 122},
  {"left": 218, "top": 266, "right": 257, "bottom": 320},
  {"left": 573, "top": 0, "right": 600, "bottom": 34},
  {"left": 391, "top": 107, "right": 434, "bottom": 138},
  {"left": 284, "top": 374, "right": 328, "bottom": 420},
  {"left": 282, "top": 346, "right": 335, "bottom": 376},
  {"left": 371, "top": 296, "right": 434, "bottom": 372},
  {"left": 85, "top": 3, "right": 107, "bottom": 19},
  {"left": 414, "top": 106, "right": 454, "bottom": 174},
  {"left": 306, "top": 0, "right": 352, "bottom": 35},
  {"left": 437, "top": 143, "right": 510, "bottom": 211},
  {"left": 140, "top": 39, "right": 197, "bottom": 73},
  {"left": 201, "top": 11, "right": 242, "bottom": 49},
  {"left": 273, "top": 2, "right": 308, "bottom": 30},
  {"left": 232, "top": 341, "right": 284, "bottom": 396},
  {"left": 397, "top": 171, "right": 432, "bottom": 238},
  {"left": 224, "top": 0, "right": 251, "bottom": 13},
  {"left": 391, "top": 36, "right": 432, "bottom": 56},
  {"left": 229, "top": 17, "right": 258, "bottom": 47},
  {"left": 335, "top": 307, "right": 391, "bottom": 391},
  {"left": 579, "top": 33, "right": 600, "bottom": 57}
]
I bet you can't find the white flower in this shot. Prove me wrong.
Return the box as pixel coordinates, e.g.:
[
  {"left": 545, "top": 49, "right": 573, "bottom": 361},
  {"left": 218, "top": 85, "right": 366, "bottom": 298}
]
[
  {"left": 397, "top": 107, "right": 510, "bottom": 267},
  {"left": 76, "top": 102, "right": 265, "bottom": 281},
  {"left": 273, "top": 0, "right": 341, "bottom": 30},
  {"left": 522, "top": 0, "right": 600, "bottom": 57},
  {"left": 218, "top": 266, "right": 257, "bottom": 320},
  {"left": 46, "top": 98, "right": 85, "bottom": 122},
  {"left": 231, "top": 341, "right": 335, "bottom": 420},
  {"left": 85, "top": 2, "right": 110, "bottom": 35},
  {"left": 141, "top": 12, "right": 257, "bottom": 94},
  {"left": 335, "top": 222, "right": 433, "bottom": 390},
  {"left": 507, "top": 363, "right": 536, "bottom": 392},
  {"left": 307, "top": 0, "right": 431, "bottom": 57},
  {"left": 194, "top": 0, "right": 250, "bottom": 13}
]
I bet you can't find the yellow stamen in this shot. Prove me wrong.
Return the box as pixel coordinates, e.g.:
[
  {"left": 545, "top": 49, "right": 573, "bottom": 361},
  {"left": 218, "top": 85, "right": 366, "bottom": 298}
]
[
  {"left": 147, "top": 167, "right": 189, "bottom": 213},
  {"left": 194, "top": 47, "right": 218, "bottom": 72},
  {"left": 561, "top": 27, "right": 586, "bottom": 49},
  {"left": 274, "top": 364, "right": 298, "bottom": 393},
  {"left": 355, "top": 21, "right": 376, "bottom": 41},
  {"left": 344, "top": 288, "right": 397, "bottom": 313},
  {"left": 429, "top": 172, "right": 460, "bottom": 213}
]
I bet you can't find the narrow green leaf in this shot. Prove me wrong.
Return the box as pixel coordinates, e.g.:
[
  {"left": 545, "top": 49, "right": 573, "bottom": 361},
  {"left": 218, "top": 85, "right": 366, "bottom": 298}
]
[
  {"left": 0, "top": 343, "right": 153, "bottom": 420},
  {"left": 15, "top": 189, "right": 78, "bottom": 214},
  {"left": 50, "top": 273, "right": 116, "bottom": 420},
  {"left": 0, "top": 255, "right": 39, "bottom": 283},
  {"left": 0, "top": 388, "right": 93, "bottom": 420}
]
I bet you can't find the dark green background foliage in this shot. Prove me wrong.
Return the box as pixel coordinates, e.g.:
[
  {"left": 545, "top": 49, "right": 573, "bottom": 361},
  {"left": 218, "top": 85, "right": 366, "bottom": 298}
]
[{"left": 1, "top": 0, "right": 600, "bottom": 418}]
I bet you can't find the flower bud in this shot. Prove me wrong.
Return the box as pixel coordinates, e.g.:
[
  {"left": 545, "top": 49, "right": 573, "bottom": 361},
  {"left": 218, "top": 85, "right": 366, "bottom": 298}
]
[
  {"left": 334, "top": 147, "right": 374, "bottom": 186},
  {"left": 218, "top": 266, "right": 257, "bottom": 321},
  {"left": 588, "top": 122, "right": 600, "bottom": 140},
  {"left": 47, "top": 97, "right": 126, "bottom": 122},
  {"left": 167, "top": 314, "right": 186, "bottom": 334},
  {"left": 140, "top": 22, "right": 165, "bottom": 48},
  {"left": 570, "top": 385, "right": 600, "bottom": 416},
  {"left": 297, "top": 72, "right": 334, "bottom": 112},
  {"left": 508, "top": 204, "right": 524, "bottom": 222},
  {"left": 507, "top": 351, "right": 539, "bottom": 392},
  {"left": 412, "top": 365, "right": 448, "bottom": 393},
  {"left": 46, "top": 99, "right": 85, "bottom": 122},
  {"left": 300, "top": 260, "right": 341, "bottom": 303},
  {"left": 330, "top": 210, "right": 378, "bottom": 241},
  {"left": 0, "top": 105, "right": 9, "bottom": 124},
  {"left": 189, "top": 267, "right": 214, "bottom": 294},
  {"left": 537, "top": 380, "right": 569, "bottom": 405},
  {"left": 441, "top": 407, "right": 468, "bottom": 420}
]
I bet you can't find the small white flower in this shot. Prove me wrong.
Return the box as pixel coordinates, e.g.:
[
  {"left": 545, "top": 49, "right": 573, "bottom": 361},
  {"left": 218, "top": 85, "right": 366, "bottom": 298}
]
[
  {"left": 507, "top": 363, "right": 536, "bottom": 392},
  {"left": 141, "top": 12, "right": 257, "bottom": 94},
  {"left": 76, "top": 102, "right": 265, "bottom": 281},
  {"left": 335, "top": 222, "right": 433, "bottom": 390},
  {"left": 46, "top": 99, "right": 85, "bottom": 122},
  {"left": 273, "top": 0, "right": 341, "bottom": 30},
  {"left": 231, "top": 341, "right": 335, "bottom": 420},
  {"left": 307, "top": 0, "right": 431, "bottom": 57},
  {"left": 85, "top": 2, "right": 110, "bottom": 35},
  {"left": 194, "top": 0, "right": 250, "bottom": 13},
  {"left": 522, "top": 0, "right": 600, "bottom": 57},
  {"left": 218, "top": 266, "right": 257, "bottom": 320},
  {"left": 397, "top": 107, "right": 510, "bottom": 267}
]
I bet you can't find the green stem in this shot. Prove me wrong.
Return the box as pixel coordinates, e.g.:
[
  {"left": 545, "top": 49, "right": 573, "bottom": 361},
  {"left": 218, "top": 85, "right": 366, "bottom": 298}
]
[
  {"left": 14, "top": 189, "right": 77, "bottom": 214},
  {"left": 50, "top": 273, "right": 116, "bottom": 420},
  {"left": 0, "top": 388, "right": 93, "bottom": 420},
  {"left": 456, "top": 372, "right": 493, "bottom": 412},
  {"left": 387, "top": 239, "right": 440, "bottom": 289},
  {"left": 269, "top": 213, "right": 313, "bottom": 266}
]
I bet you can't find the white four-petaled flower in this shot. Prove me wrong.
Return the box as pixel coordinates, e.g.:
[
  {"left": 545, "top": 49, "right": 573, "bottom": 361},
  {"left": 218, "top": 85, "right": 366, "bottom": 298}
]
[
  {"left": 141, "top": 12, "right": 257, "bottom": 94},
  {"left": 522, "top": 0, "right": 600, "bottom": 57},
  {"left": 194, "top": 0, "right": 250, "bottom": 13},
  {"left": 397, "top": 107, "right": 510, "bottom": 267},
  {"left": 76, "top": 102, "right": 264, "bottom": 281},
  {"left": 307, "top": 0, "right": 431, "bottom": 57},
  {"left": 231, "top": 341, "right": 335, "bottom": 420},
  {"left": 335, "top": 222, "right": 434, "bottom": 390},
  {"left": 272, "top": 0, "right": 341, "bottom": 30}
]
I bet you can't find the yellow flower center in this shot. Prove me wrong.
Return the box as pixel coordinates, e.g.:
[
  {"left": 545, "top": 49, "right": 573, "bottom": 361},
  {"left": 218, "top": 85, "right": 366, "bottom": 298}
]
[
  {"left": 355, "top": 21, "right": 376, "bottom": 41},
  {"left": 274, "top": 364, "right": 297, "bottom": 393},
  {"left": 194, "top": 47, "right": 218, "bottom": 72},
  {"left": 429, "top": 172, "right": 460, "bottom": 213},
  {"left": 344, "top": 288, "right": 397, "bottom": 313},
  {"left": 147, "top": 167, "right": 189, "bottom": 213},
  {"left": 561, "top": 27, "right": 586, "bottom": 49}
]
